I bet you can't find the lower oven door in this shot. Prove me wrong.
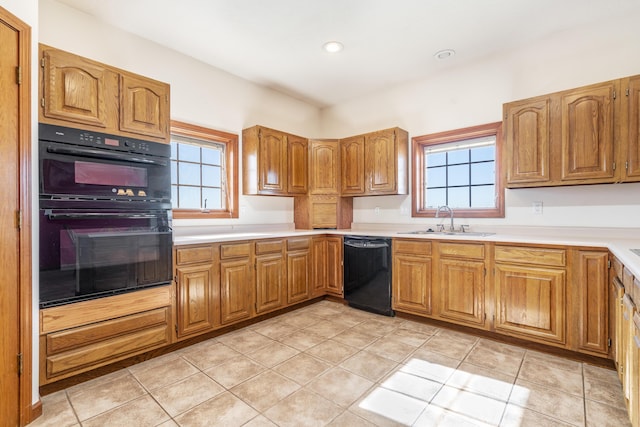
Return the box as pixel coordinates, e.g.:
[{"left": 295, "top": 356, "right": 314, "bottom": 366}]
[{"left": 39, "top": 208, "right": 173, "bottom": 308}]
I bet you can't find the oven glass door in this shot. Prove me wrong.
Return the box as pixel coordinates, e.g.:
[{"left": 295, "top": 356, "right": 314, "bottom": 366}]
[
  {"left": 39, "top": 209, "right": 172, "bottom": 308},
  {"left": 39, "top": 140, "right": 170, "bottom": 202}
]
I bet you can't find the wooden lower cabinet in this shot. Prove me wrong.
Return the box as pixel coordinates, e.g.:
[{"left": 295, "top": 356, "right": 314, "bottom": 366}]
[
  {"left": 438, "top": 258, "right": 486, "bottom": 328},
  {"left": 220, "top": 256, "right": 254, "bottom": 325},
  {"left": 311, "top": 236, "right": 343, "bottom": 297},
  {"left": 574, "top": 250, "right": 609, "bottom": 355},
  {"left": 287, "top": 238, "right": 311, "bottom": 304},
  {"left": 392, "top": 239, "right": 432, "bottom": 315},
  {"left": 40, "top": 286, "right": 172, "bottom": 384},
  {"left": 255, "top": 240, "right": 286, "bottom": 314},
  {"left": 175, "top": 244, "right": 219, "bottom": 338},
  {"left": 494, "top": 263, "right": 566, "bottom": 346}
]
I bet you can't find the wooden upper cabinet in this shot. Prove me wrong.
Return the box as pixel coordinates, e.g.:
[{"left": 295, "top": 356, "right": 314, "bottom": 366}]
[
  {"left": 41, "top": 47, "right": 114, "bottom": 129},
  {"left": 504, "top": 96, "right": 551, "bottom": 185},
  {"left": 310, "top": 140, "right": 340, "bottom": 195},
  {"left": 287, "top": 134, "right": 308, "bottom": 194},
  {"left": 340, "top": 127, "right": 408, "bottom": 196},
  {"left": 340, "top": 135, "right": 366, "bottom": 195},
  {"left": 242, "top": 125, "right": 308, "bottom": 196},
  {"left": 560, "top": 81, "right": 616, "bottom": 183},
  {"left": 622, "top": 75, "right": 640, "bottom": 181},
  {"left": 119, "top": 72, "right": 169, "bottom": 140},
  {"left": 39, "top": 45, "right": 170, "bottom": 142}
]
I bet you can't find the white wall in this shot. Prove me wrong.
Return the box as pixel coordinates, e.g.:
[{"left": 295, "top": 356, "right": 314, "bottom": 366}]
[
  {"left": 321, "top": 12, "right": 640, "bottom": 229},
  {"left": 39, "top": 0, "right": 323, "bottom": 227}
]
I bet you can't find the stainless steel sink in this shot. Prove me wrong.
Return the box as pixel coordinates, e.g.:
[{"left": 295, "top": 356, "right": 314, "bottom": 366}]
[
  {"left": 398, "top": 230, "right": 495, "bottom": 237},
  {"left": 631, "top": 249, "right": 640, "bottom": 257}
]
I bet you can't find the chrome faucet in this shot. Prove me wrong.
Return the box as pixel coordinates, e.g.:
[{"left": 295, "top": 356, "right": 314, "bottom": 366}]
[{"left": 435, "top": 205, "right": 454, "bottom": 231}]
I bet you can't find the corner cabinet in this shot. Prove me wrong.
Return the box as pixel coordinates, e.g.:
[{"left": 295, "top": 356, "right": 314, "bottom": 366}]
[
  {"left": 242, "top": 125, "right": 308, "bottom": 196},
  {"left": 311, "top": 236, "right": 343, "bottom": 297},
  {"left": 39, "top": 44, "right": 170, "bottom": 143},
  {"left": 340, "top": 128, "right": 408, "bottom": 196}
]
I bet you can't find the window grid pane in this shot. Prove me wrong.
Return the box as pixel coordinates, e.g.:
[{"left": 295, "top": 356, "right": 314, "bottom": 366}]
[
  {"left": 171, "top": 137, "right": 226, "bottom": 210},
  {"left": 424, "top": 142, "right": 496, "bottom": 209}
]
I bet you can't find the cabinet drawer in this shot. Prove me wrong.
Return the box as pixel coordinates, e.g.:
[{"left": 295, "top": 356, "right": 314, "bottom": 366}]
[
  {"left": 287, "top": 237, "right": 310, "bottom": 251},
  {"left": 255, "top": 239, "right": 285, "bottom": 255},
  {"left": 220, "top": 242, "right": 251, "bottom": 259},
  {"left": 46, "top": 307, "right": 169, "bottom": 355},
  {"left": 495, "top": 245, "right": 566, "bottom": 267},
  {"left": 393, "top": 239, "right": 432, "bottom": 256},
  {"left": 176, "top": 245, "right": 215, "bottom": 265},
  {"left": 439, "top": 242, "right": 484, "bottom": 259}
]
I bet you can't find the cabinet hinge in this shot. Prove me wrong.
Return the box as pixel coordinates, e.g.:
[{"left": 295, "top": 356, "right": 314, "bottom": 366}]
[
  {"left": 608, "top": 338, "right": 612, "bottom": 347},
  {"left": 608, "top": 259, "right": 612, "bottom": 269},
  {"left": 484, "top": 313, "right": 487, "bottom": 320},
  {"left": 626, "top": 161, "right": 629, "bottom": 171},
  {"left": 613, "top": 162, "right": 616, "bottom": 171},
  {"left": 175, "top": 324, "right": 178, "bottom": 334},
  {"left": 17, "top": 353, "right": 23, "bottom": 376},
  {"left": 16, "top": 210, "right": 22, "bottom": 230},
  {"left": 484, "top": 268, "right": 487, "bottom": 277},
  {"left": 613, "top": 90, "right": 617, "bottom": 100},
  {"left": 16, "top": 66, "right": 22, "bottom": 85},
  {"left": 627, "top": 88, "right": 631, "bottom": 97},
  {"left": 40, "top": 57, "right": 45, "bottom": 68},
  {"left": 41, "top": 98, "right": 45, "bottom": 108}
]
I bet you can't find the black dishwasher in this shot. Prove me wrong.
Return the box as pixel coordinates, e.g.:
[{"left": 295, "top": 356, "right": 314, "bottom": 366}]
[{"left": 343, "top": 235, "right": 394, "bottom": 316}]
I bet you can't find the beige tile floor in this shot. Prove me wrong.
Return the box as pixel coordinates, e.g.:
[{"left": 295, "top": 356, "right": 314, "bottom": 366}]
[{"left": 28, "top": 300, "right": 631, "bottom": 427}]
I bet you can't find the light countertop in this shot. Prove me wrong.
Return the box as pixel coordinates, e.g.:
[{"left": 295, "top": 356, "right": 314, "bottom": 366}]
[{"left": 173, "top": 224, "right": 640, "bottom": 279}]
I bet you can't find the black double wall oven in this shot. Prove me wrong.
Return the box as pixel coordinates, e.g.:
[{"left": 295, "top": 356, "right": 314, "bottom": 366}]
[{"left": 39, "top": 124, "right": 173, "bottom": 308}]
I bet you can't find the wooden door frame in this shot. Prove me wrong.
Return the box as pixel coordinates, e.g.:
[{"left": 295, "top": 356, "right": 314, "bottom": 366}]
[{"left": 0, "top": 5, "right": 35, "bottom": 426}]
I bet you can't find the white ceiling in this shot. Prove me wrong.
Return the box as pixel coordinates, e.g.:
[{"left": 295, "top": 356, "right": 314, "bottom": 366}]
[{"left": 54, "top": 0, "right": 640, "bottom": 108}]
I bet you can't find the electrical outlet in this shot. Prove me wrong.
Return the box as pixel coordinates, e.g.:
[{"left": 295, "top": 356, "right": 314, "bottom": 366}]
[
  {"left": 374, "top": 206, "right": 380, "bottom": 216},
  {"left": 532, "top": 201, "right": 543, "bottom": 214}
]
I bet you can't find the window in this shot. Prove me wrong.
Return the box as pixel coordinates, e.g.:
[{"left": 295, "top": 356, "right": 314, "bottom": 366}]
[
  {"left": 170, "top": 121, "right": 238, "bottom": 219},
  {"left": 412, "top": 122, "right": 504, "bottom": 218}
]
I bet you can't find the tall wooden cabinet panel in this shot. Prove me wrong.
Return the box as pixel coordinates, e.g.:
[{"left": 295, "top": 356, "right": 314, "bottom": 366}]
[
  {"left": 40, "top": 45, "right": 170, "bottom": 143},
  {"left": 503, "top": 97, "right": 551, "bottom": 185},
  {"left": 310, "top": 140, "right": 340, "bottom": 195},
  {"left": 175, "top": 263, "right": 217, "bottom": 338},
  {"left": 41, "top": 47, "right": 114, "bottom": 129},
  {"left": 255, "top": 240, "right": 286, "bottom": 314},
  {"left": 220, "top": 243, "right": 253, "bottom": 324},
  {"left": 242, "top": 125, "right": 308, "bottom": 196},
  {"left": 574, "top": 250, "right": 609, "bottom": 356},
  {"left": 311, "top": 236, "right": 343, "bottom": 297},
  {"left": 325, "top": 237, "right": 343, "bottom": 296},
  {"left": 392, "top": 239, "right": 432, "bottom": 315},
  {"left": 119, "top": 73, "right": 169, "bottom": 140},
  {"left": 287, "top": 238, "right": 311, "bottom": 304},
  {"left": 340, "top": 135, "right": 366, "bottom": 195},
  {"left": 287, "top": 135, "right": 308, "bottom": 194},
  {"left": 560, "top": 82, "right": 616, "bottom": 182},
  {"left": 623, "top": 76, "right": 640, "bottom": 181}
]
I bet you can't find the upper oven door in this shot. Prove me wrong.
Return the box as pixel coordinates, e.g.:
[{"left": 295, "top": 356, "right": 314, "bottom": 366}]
[{"left": 39, "top": 139, "right": 171, "bottom": 203}]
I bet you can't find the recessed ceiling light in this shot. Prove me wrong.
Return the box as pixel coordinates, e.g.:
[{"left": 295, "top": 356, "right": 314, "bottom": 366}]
[
  {"left": 322, "top": 41, "right": 344, "bottom": 53},
  {"left": 434, "top": 49, "right": 455, "bottom": 60}
]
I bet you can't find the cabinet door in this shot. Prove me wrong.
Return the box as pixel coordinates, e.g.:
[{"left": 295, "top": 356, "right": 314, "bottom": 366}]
[
  {"left": 287, "top": 250, "right": 310, "bottom": 304},
  {"left": 504, "top": 97, "right": 551, "bottom": 185},
  {"left": 560, "top": 82, "right": 616, "bottom": 182},
  {"left": 220, "top": 258, "right": 253, "bottom": 324},
  {"left": 310, "top": 238, "right": 327, "bottom": 297},
  {"left": 259, "top": 128, "right": 288, "bottom": 194},
  {"left": 287, "top": 135, "right": 308, "bottom": 194},
  {"left": 310, "top": 140, "right": 340, "bottom": 195},
  {"left": 176, "top": 264, "right": 216, "bottom": 338},
  {"left": 612, "top": 276, "right": 625, "bottom": 380},
  {"left": 119, "top": 73, "right": 169, "bottom": 140},
  {"left": 624, "top": 76, "right": 640, "bottom": 180},
  {"left": 495, "top": 264, "right": 566, "bottom": 346},
  {"left": 438, "top": 259, "right": 485, "bottom": 328},
  {"left": 340, "top": 136, "right": 365, "bottom": 195},
  {"left": 255, "top": 253, "right": 286, "bottom": 314},
  {"left": 41, "top": 47, "right": 113, "bottom": 128},
  {"left": 575, "top": 251, "right": 609, "bottom": 355},
  {"left": 325, "top": 237, "right": 343, "bottom": 296},
  {"left": 392, "top": 254, "right": 432, "bottom": 315},
  {"left": 365, "top": 130, "right": 397, "bottom": 194}
]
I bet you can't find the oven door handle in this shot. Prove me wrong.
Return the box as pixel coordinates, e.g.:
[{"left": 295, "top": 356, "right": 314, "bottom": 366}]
[
  {"left": 47, "top": 145, "right": 168, "bottom": 166},
  {"left": 45, "top": 210, "right": 165, "bottom": 220}
]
